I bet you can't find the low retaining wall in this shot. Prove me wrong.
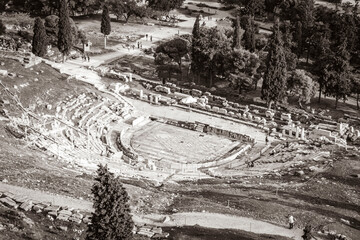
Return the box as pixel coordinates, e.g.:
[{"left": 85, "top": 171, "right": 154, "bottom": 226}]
[
  {"left": 116, "top": 130, "right": 138, "bottom": 163},
  {"left": 160, "top": 118, "right": 255, "bottom": 143},
  {"left": 154, "top": 144, "right": 252, "bottom": 172}
]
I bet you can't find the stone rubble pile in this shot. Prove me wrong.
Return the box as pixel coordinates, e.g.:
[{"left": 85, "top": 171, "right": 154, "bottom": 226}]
[
  {"left": 0, "top": 191, "right": 91, "bottom": 225},
  {"left": 0, "top": 191, "right": 170, "bottom": 238},
  {"left": 135, "top": 224, "right": 169, "bottom": 239}
]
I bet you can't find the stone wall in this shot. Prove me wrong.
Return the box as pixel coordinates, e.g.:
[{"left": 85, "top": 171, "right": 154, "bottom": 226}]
[{"left": 160, "top": 118, "right": 254, "bottom": 143}]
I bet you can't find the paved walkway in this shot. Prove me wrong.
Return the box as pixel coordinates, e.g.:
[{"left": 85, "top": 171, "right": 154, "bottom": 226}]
[
  {"left": 0, "top": 183, "right": 302, "bottom": 239},
  {"left": 136, "top": 212, "right": 303, "bottom": 240},
  {"left": 0, "top": 182, "right": 93, "bottom": 211}
]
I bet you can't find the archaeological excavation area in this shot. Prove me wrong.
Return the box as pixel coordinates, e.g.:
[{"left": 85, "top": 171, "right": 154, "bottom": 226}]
[{"left": 0, "top": 0, "right": 360, "bottom": 238}]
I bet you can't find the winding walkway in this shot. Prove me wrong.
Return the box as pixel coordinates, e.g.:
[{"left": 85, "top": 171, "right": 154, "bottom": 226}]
[{"left": 0, "top": 183, "right": 302, "bottom": 239}]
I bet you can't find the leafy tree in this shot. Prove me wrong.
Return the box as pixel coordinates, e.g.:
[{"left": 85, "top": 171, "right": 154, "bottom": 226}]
[
  {"left": 261, "top": 21, "right": 287, "bottom": 108},
  {"left": 0, "top": 0, "right": 10, "bottom": 12},
  {"left": 8, "top": 0, "right": 100, "bottom": 15},
  {"left": 69, "top": 0, "right": 101, "bottom": 15},
  {"left": 225, "top": 49, "right": 260, "bottom": 93},
  {"left": 307, "top": 21, "right": 331, "bottom": 61},
  {"left": 295, "top": 0, "right": 315, "bottom": 62},
  {"left": 195, "top": 27, "right": 232, "bottom": 87},
  {"left": 351, "top": 75, "right": 360, "bottom": 110},
  {"left": 221, "top": 0, "right": 265, "bottom": 16},
  {"left": 154, "top": 52, "right": 179, "bottom": 84},
  {"left": 109, "top": 0, "right": 149, "bottom": 23},
  {"left": 78, "top": 29, "right": 88, "bottom": 45},
  {"left": 147, "top": 0, "right": 184, "bottom": 12},
  {"left": 336, "top": 13, "right": 359, "bottom": 60},
  {"left": 324, "top": 40, "right": 351, "bottom": 108},
  {"left": 57, "top": 0, "right": 73, "bottom": 62},
  {"left": 313, "top": 34, "right": 332, "bottom": 103},
  {"left": 32, "top": 17, "right": 48, "bottom": 57},
  {"left": 243, "top": 0, "right": 265, "bottom": 16},
  {"left": 101, "top": 5, "right": 111, "bottom": 49},
  {"left": 45, "top": 15, "right": 79, "bottom": 46},
  {"left": 0, "top": 20, "right": 6, "bottom": 36},
  {"left": 155, "top": 38, "right": 189, "bottom": 81},
  {"left": 265, "top": 0, "right": 282, "bottom": 13},
  {"left": 233, "top": 15, "right": 244, "bottom": 49},
  {"left": 86, "top": 164, "right": 134, "bottom": 240},
  {"left": 329, "top": 0, "right": 342, "bottom": 9},
  {"left": 288, "top": 69, "right": 318, "bottom": 107}
]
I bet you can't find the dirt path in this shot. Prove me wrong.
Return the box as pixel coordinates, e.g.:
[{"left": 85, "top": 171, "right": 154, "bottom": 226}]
[
  {"left": 136, "top": 212, "right": 303, "bottom": 240},
  {"left": 0, "top": 183, "right": 303, "bottom": 239},
  {"left": 0, "top": 182, "right": 93, "bottom": 211}
]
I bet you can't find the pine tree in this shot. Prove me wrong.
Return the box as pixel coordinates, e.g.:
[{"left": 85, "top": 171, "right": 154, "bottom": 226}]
[
  {"left": 261, "top": 21, "right": 287, "bottom": 109},
  {"left": 32, "top": 17, "right": 48, "bottom": 57},
  {"left": 233, "top": 15, "right": 244, "bottom": 49},
  {"left": 101, "top": 5, "right": 111, "bottom": 49},
  {"left": 86, "top": 164, "right": 134, "bottom": 240},
  {"left": 58, "top": 0, "right": 72, "bottom": 62}
]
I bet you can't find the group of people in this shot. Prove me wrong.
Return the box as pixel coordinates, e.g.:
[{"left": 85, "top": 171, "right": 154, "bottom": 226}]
[
  {"left": 136, "top": 34, "right": 153, "bottom": 50},
  {"left": 145, "top": 34, "right": 153, "bottom": 42},
  {"left": 287, "top": 215, "right": 314, "bottom": 240}
]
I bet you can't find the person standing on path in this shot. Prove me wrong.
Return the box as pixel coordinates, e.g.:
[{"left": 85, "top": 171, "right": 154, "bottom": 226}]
[
  {"left": 288, "top": 215, "right": 295, "bottom": 229},
  {"left": 150, "top": 35, "right": 152, "bottom": 42}
]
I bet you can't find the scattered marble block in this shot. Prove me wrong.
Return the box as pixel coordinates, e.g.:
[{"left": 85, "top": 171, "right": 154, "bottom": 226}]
[
  {"left": 0, "top": 197, "right": 18, "bottom": 209},
  {"left": 19, "top": 200, "right": 33, "bottom": 211}
]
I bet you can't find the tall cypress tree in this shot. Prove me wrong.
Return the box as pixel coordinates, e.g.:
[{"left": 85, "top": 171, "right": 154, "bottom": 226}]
[
  {"left": 191, "top": 15, "right": 201, "bottom": 82},
  {"left": 261, "top": 21, "right": 287, "bottom": 109},
  {"left": 101, "top": 5, "right": 111, "bottom": 49},
  {"left": 192, "top": 15, "right": 200, "bottom": 40},
  {"left": 233, "top": 14, "right": 244, "bottom": 49},
  {"left": 243, "top": 15, "right": 255, "bottom": 52},
  {"left": 32, "top": 17, "right": 48, "bottom": 57},
  {"left": 295, "top": 21, "right": 302, "bottom": 58},
  {"left": 58, "top": 0, "right": 72, "bottom": 62},
  {"left": 86, "top": 164, "right": 134, "bottom": 240}
]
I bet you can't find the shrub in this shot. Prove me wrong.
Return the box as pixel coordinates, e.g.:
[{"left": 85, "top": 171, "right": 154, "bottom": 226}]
[
  {"left": 77, "top": 30, "right": 87, "bottom": 45},
  {"left": 0, "top": 20, "right": 5, "bottom": 35},
  {"left": 17, "top": 30, "right": 33, "bottom": 42},
  {"left": 32, "top": 17, "right": 48, "bottom": 57},
  {"left": 44, "top": 15, "right": 79, "bottom": 46},
  {"left": 0, "top": 13, "right": 33, "bottom": 29}
]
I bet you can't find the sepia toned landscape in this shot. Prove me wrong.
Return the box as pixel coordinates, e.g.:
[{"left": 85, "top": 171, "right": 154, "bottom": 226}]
[{"left": 0, "top": 0, "right": 359, "bottom": 240}]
